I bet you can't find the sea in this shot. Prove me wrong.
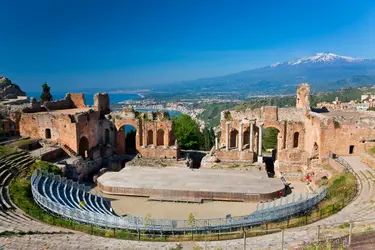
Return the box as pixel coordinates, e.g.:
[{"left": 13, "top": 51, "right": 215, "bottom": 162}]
[
  {"left": 26, "top": 92, "right": 140, "bottom": 106},
  {"left": 26, "top": 91, "right": 181, "bottom": 118}
]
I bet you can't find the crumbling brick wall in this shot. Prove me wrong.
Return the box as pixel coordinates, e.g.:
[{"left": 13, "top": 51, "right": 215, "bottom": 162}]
[{"left": 69, "top": 93, "right": 86, "bottom": 108}]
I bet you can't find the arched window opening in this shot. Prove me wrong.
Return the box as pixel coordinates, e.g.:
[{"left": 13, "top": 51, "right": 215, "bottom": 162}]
[
  {"left": 230, "top": 129, "right": 239, "bottom": 148},
  {"left": 293, "top": 132, "right": 299, "bottom": 148},
  {"left": 147, "top": 130, "right": 154, "bottom": 145},
  {"left": 243, "top": 130, "right": 250, "bottom": 149},
  {"left": 157, "top": 129, "right": 165, "bottom": 146},
  {"left": 78, "top": 136, "right": 89, "bottom": 159}
]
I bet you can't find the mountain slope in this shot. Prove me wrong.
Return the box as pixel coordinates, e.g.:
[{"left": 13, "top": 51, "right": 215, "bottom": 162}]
[
  {"left": 159, "top": 53, "right": 375, "bottom": 95},
  {"left": 0, "top": 76, "right": 26, "bottom": 99}
]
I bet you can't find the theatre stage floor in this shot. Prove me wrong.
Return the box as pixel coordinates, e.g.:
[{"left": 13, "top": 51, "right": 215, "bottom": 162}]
[{"left": 97, "top": 167, "right": 285, "bottom": 202}]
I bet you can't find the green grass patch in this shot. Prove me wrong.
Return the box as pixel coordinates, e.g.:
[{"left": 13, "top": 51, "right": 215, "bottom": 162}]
[
  {"left": 228, "top": 164, "right": 241, "bottom": 169},
  {"left": 8, "top": 138, "right": 34, "bottom": 148},
  {"left": 369, "top": 146, "right": 375, "bottom": 156},
  {"left": 0, "top": 145, "right": 17, "bottom": 157}
]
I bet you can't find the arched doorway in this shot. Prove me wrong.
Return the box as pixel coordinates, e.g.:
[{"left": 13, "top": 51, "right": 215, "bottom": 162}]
[
  {"left": 78, "top": 136, "right": 89, "bottom": 159},
  {"left": 230, "top": 129, "right": 238, "bottom": 149},
  {"left": 157, "top": 129, "right": 165, "bottom": 146},
  {"left": 147, "top": 130, "right": 154, "bottom": 145},
  {"left": 123, "top": 125, "right": 137, "bottom": 155},
  {"left": 262, "top": 127, "right": 280, "bottom": 177}
]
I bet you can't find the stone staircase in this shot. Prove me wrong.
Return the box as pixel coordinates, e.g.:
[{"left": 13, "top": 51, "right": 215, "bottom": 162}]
[{"left": 62, "top": 144, "right": 77, "bottom": 157}]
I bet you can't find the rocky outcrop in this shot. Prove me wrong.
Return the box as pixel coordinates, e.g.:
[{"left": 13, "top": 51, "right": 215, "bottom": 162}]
[
  {"left": 0, "top": 76, "right": 26, "bottom": 99},
  {"left": 200, "top": 155, "right": 220, "bottom": 168}
]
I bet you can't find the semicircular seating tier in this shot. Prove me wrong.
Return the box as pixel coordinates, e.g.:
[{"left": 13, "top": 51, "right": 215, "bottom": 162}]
[
  {"left": 31, "top": 169, "right": 328, "bottom": 232},
  {"left": 0, "top": 150, "right": 66, "bottom": 234}
]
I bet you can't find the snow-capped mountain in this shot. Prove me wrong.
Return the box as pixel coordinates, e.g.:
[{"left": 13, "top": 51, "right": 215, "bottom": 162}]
[
  {"left": 160, "top": 52, "right": 375, "bottom": 95},
  {"left": 271, "top": 52, "right": 365, "bottom": 67}
]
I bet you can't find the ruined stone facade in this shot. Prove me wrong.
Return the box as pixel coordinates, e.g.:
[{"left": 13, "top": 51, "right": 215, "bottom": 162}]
[
  {"left": 110, "top": 109, "right": 179, "bottom": 159},
  {"left": 12, "top": 93, "right": 179, "bottom": 160},
  {"left": 216, "top": 83, "right": 375, "bottom": 175}
]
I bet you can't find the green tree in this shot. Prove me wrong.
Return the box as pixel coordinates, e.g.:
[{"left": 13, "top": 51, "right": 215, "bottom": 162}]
[
  {"left": 173, "top": 114, "right": 203, "bottom": 150},
  {"left": 40, "top": 82, "right": 53, "bottom": 103},
  {"left": 201, "top": 127, "right": 215, "bottom": 151},
  {"left": 262, "top": 127, "right": 279, "bottom": 150},
  {"left": 187, "top": 212, "right": 196, "bottom": 228}
]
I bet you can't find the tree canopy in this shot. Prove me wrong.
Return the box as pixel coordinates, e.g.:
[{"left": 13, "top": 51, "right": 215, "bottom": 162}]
[
  {"left": 262, "top": 127, "right": 279, "bottom": 150},
  {"left": 40, "top": 82, "right": 53, "bottom": 103},
  {"left": 173, "top": 114, "right": 203, "bottom": 150}
]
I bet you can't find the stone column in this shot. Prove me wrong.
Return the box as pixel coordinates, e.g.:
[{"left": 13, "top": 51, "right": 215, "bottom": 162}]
[
  {"left": 257, "top": 123, "right": 263, "bottom": 163},
  {"left": 153, "top": 122, "right": 157, "bottom": 146},
  {"left": 143, "top": 124, "right": 147, "bottom": 147},
  {"left": 215, "top": 137, "right": 218, "bottom": 150},
  {"left": 238, "top": 122, "right": 243, "bottom": 151},
  {"left": 226, "top": 122, "right": 230, "bottom": 151},
  {"left": 249, "top": 122, "right": 254, "bottom": 152}
]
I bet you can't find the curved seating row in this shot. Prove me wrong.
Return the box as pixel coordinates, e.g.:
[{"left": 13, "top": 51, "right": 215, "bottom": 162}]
[{"left": 33, "top": 171, "right": 116, "bottom": 216}]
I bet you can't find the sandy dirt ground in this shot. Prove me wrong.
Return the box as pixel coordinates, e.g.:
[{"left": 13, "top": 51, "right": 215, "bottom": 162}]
[{"left": 91, "top": 179, "right": 308, "bottom": 220}]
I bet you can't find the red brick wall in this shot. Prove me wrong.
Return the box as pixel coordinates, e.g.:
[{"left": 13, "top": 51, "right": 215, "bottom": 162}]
[
  {"left": 69, "top": 93, "right": 86, "bottom": 108},
  {"left": 215, "top": 150, "right": 255, "bottom": 161}
]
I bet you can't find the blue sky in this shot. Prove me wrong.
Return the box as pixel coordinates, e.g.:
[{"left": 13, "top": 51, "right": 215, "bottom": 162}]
[{"left": 1, "top": 0, "right": 375, "bottom": 92}]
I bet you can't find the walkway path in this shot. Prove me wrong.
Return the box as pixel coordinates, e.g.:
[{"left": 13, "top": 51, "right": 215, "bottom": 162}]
[{"left": 1, "top": 156, "right": 375, "bottom": 249}]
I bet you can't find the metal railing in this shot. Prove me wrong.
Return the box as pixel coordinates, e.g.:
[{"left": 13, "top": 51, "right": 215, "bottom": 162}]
[{"left": 31, "top": 169, "right": 327, "bottom": 232}]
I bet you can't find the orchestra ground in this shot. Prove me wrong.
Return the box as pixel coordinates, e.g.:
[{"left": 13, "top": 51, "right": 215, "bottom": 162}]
[
  {"left": 93, "top": 180, "right": 307, "bottom": 220},
  {"left": 97, "top": 167, "right": 286, "bottom": 203}
]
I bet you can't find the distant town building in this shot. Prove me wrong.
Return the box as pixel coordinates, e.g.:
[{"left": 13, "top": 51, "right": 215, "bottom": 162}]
[{"left": 361, "top": 93, "right": 375, "bottom": 108}]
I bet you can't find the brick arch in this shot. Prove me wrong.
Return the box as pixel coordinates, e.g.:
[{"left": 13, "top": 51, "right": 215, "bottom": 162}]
[
  {"left": 262, "top": 122, "right": 283, "bottom": 133},
  {"left": 262, "top": 122, "right": 286, "bottom": 151},
  {"left": 115, "top": 119, "right": 140, "bottom": 131},
  {"left": 115, "top": 119, "right": 142, "bottom": 154}
]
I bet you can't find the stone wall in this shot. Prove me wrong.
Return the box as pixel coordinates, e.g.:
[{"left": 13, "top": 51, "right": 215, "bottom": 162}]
[
  {"left": 69, "top": 93, "right": 86, "bottom": 108},
  {"left": 296, "top": 83, "right": 311, "bottom": 111},
  {"left": 93, "top": 93, "right": 109, "bottom": 115},
  {"left": 19, "top": 112, "right": 79, "bottom": 151},
  {"left": 215, "top": 150, "right": 255, "bottom": 161},
  {"left": 44, "top": 99, "right": 72, "bottom": 111},
  {"left": 139, "top": 147, "right": 180, "bottom": 159},
  {"left": 112, "top": 109, "right": 180, "bottom": 159}
]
